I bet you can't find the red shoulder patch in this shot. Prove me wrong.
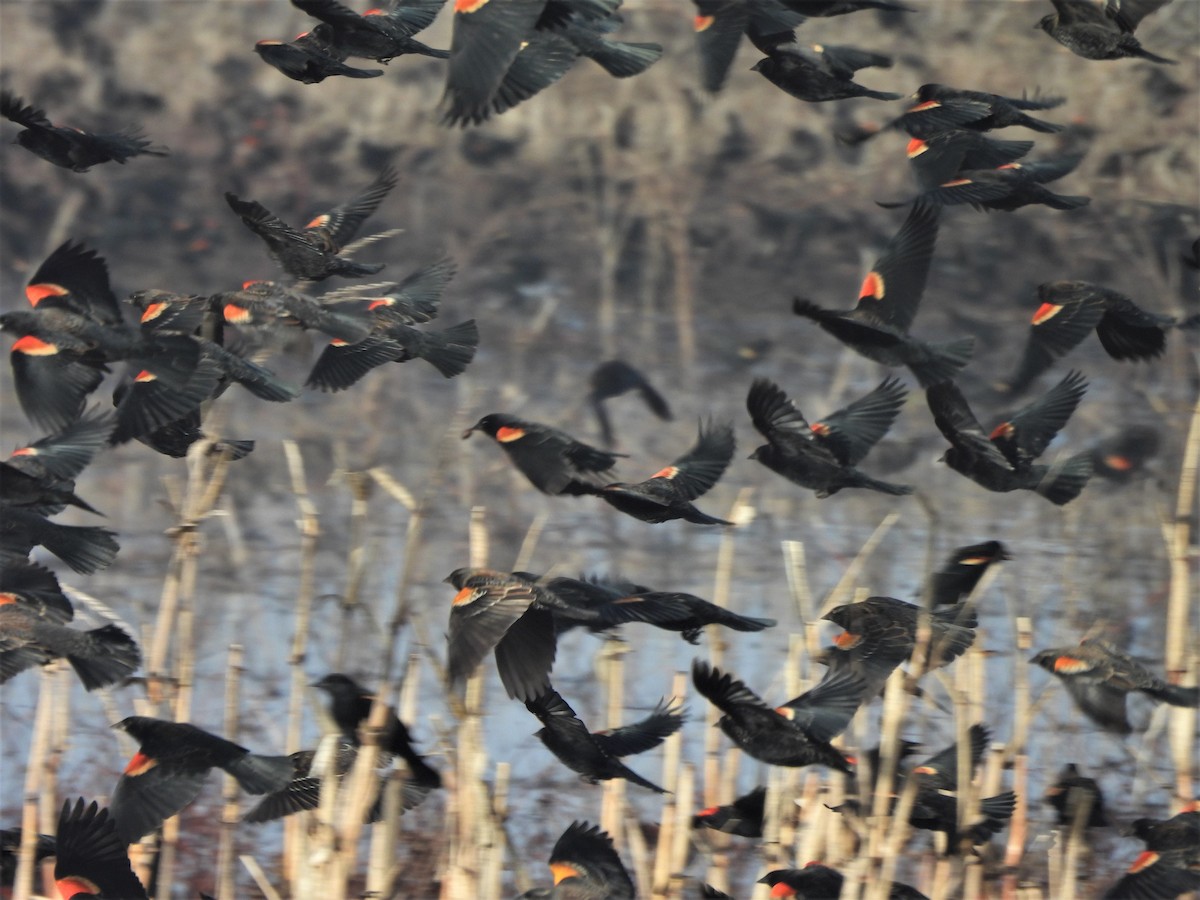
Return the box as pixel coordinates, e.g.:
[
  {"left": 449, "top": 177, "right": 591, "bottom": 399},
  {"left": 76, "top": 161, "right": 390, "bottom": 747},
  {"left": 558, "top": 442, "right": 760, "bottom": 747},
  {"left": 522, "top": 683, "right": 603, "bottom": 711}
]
[
  {"left": 124, "top": 751, "right": 158, "bottom": 776},
  {"left": 694, "top": 13, "right": 715, "bottom": 31},
  {"left": 651, "top": 465, "right": 679, "bottom": 480},
  {"left": 25, "top": 283, "right": 68, "bottom": 306},
  {"left": 1031, "top": 302, "right": 1063, "bottom": 325},
  {"left": 12, "top": 336, "right": 58, "bottom": 356}
]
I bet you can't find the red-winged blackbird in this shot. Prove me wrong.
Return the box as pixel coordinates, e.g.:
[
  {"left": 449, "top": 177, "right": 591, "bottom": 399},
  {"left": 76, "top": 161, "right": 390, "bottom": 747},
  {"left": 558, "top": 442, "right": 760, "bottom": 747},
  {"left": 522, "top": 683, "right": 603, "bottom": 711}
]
[
  {"left": 691, "top": 0, "right": 805, "bottom": 93},
  {"left": 1000, "top": 281, "right": 1196, "bottom": 395},
  {"left": 54, "top": 799, "right": 148, "bottom": 900},
  {"left": 927, "top": 540, "right": 1009, "bottom": 606},
  {"left": 1105, "top": 807, "right": 1200, "bottom": 899},
  {"left": 904, "top": 725, "right": 1016, "bottom": 850},
  {"left": 828, "top": 738, "right": 923, "bottom": 817},
  {"left": 1, "top": 410, "right": 114, "bottom": 516},
  {"left": 521, "top": 572, "right": 777, "bottom": 643},
  {"left": 747, "top": 377, "right": 912, "bottom": 497},
  {"left": 519, "top": 821, "right": 636, "bottom": 899},
  {"left": 109, "top": 403, "right": 255, "bottom": 462},
  {"left": 593, "top": 420, "right": 736, "bottom": 524},
  {"left": 906, "top": 84, "right": 1066, "bottom": 135},
  {"left": 108, "top": 357, "right": 225, "bottom": 447},
  {"left": 0, "top": 91, "right": 167, "bottom": 172},
  {"left": 821, "top": 596, "right": 977, "bottom": 697},
  {"left": 0, "top": 560, "right": 74, "bottom": 623},
  {"left": 310, "top": 673, "right": 442, "bottom": 792},
  {"left": 24, "top": 241, "right": 125, "bottom": 326},
  {"left": 463, "top": 414, "right": 623, "bottom": 496},
  {"left": 692, "top": 659, "right": 862, "bottom": 772},
  {"left": 0, "top": 601, "right": 139, "bottom": 690},
  {"left": 306, "top": 259, "right": 478, "bottom": 390},
  {"left": 1039, "top": 0, "right": 1177, "bottom": 64},
  {"left": 692, "top": 785, "right": 766, "bottom": 837},
  {"left": 109, "top": 716, "right": 293, "bottom": 844},
  {"left": 225, "top": 165, "right": 397, "bottom": 282},
  {"left": 524, "top": 687, "right": 684, "bottom": 792},
  {"left": 1044, "top": 762, "right": 1107, "bottom": 827},
  {"left": 588, "top": 359, "right": 672, "bottom": 448},
  {"left": 783, "top": 0, "right": 912, "bottom": 13},
  {"left": 292, "top": 0, "right": 450, "bottom": 62},
  {"left": 445, "top": 569, "right": 600, "bottom": 701},
  {"left": 752, "top": 42, "right": 902, "bottom": 103},
  {"left": 0, "top": 508, "right": 119, "bottom": 575},
  {"left": 1031, "top": 638, "right": 1200, "bottom": 734},
  {"left": 927, "top": 371, "right": 1093, "bottom": 505},
  {"left": 255, "top": 33, "right": 385, "bottom": 82},
  {"left": 1, "top": 308, "right": 201, "bottom": 434},
  {"left": 1087, "top": 425, "right": 1161, "bottom": 482},
  {"left": 887, "top": 155, "right": 1090, "bottom": 212},
  {"left": 903, "top": 131, "right": 1034, "bottom": 194},
  {"left": 759, "top": 863, "right": 928, "bottom": 898},
  {"left": 793, "top": 203, "right": 973, "bottom": 388},
  {"left": 0, "top": 827, "right": 56, "bottom": 890},
  {"left": 215, "top": 281, "right": 375, "bottom": 345}
]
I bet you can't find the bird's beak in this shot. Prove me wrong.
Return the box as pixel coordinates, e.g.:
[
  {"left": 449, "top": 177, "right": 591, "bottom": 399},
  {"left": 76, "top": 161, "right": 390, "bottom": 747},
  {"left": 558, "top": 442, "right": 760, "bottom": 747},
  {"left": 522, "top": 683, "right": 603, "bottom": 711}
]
[{"left": 461, "top": 426, "right": 476, "bottom": 439}]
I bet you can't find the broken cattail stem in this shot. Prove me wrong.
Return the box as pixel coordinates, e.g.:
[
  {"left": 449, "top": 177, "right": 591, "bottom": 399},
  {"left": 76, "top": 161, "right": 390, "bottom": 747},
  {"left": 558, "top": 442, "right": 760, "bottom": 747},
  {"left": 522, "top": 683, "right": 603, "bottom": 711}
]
[{"left": 216, "top": 644, "right": 244, "bottom": 900}]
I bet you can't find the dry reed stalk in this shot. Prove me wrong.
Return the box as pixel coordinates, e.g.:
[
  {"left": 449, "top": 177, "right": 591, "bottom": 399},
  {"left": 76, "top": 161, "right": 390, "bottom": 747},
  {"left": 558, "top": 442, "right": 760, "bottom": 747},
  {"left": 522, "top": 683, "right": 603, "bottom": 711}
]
[
  {"left": 337, "top": 686, "right": 396, "bottom": 889},
  {"left": 335, "top": 471, "right": 372, "bottom": 670},
  {"left": 669, "top": 763, "right": 696, "bottom": 893},
  {"left": 1003, "top": 617, "right": 1032, "bottom": 883},
  {"left": 511, "top": 509, "right": 548, "bottom": 575},
  {"left": 650, "top": 670, "right": 688, "bottom": 897},
  {"left": 782, "top": 541, "right": 817, "bottom": 678},
  {"left": 13, "top": 661, "right": 57, "bottom": 900},
  {"left": 704, "top": 746, "right": 741, "bottom": 895},
  {"left": 281, "top": 439, "right": 320, "bottom": 885},
  {"left": 1163, "top": 392, "right": 1199, "bottom": 803},
  {"left": 627, "top": 812, "right": 651, "bottom": 898},
  {"left": 215, "top": 644, "right": 244, "bottom": 900},
  {"left": 818, "top": 512, "right": 899, "bottom": 617},
  {"left": 478, "top": 761, "right": 510, "bottom": 900},
  {"left": 758, "top": 766, "right": 788, "bottom": 892},
  {"left": 240, "top": 854, "right": 284, "bottom": 900},
  {"left": 865, "top": 669, "right": 914, "bottom": 900},
  {"left": 600, "top": 639, "right": 630, "bottom": 840}
]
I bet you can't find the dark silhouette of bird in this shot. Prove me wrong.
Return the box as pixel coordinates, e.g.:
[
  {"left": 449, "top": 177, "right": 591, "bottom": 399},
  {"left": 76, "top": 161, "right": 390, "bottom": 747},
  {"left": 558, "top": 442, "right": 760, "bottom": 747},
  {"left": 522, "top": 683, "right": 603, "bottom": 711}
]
[
  {"left": 463, "top": 414, "right": 623, "bottom": 495},
  {"left": 54, "top": 799, "right": 148, "bottom": 899},
  {"left": 0, "top": 598, "right": 139, "bottom": 690},
  {"left": 926, "top": 540, "right": 1009, "bottom": 606},
  {"left": 692, "top": 659, "right": 863, "bottom": 771},
  {"left": 0, "top": 508, "right": 119, "bottom": 575},
  {"left": 927, "top": 371, "right": 1093, "bottom": 505},
  {"left": 1, "top": 410, "right": 114, "bottom": 516},
  {"left": 747, "top": 376, "right": 912, "bottom": 497},
  {"left": 592, "top": 420, "right": 736, "bottom": 524},
  {"left": 1000, "top": 281, "right": 1197, "bottom": 395},
  {"left": 1, "top": 90, "right": 167, "bottom": 171},
  {"left": 691, "top": 0, "right": 804, "bottom": 93},
  {"left": 292, "top": 0, "right": 450, "bottom": 62},
  {"left": 792, "top": 202, "right": 973, "bottom": 387},
  {"left": 1031, "top": 637, "right": 1199, "bottom": 733},
  {"left": 693, "top": 785, "right": 766, "bottom": 837},
  {"left": 255, "top": 33, "right": 385, "bottom": 82},
  {"left": 760, "top": 863, "right": 928, "bottom": 899},
  {"left": 517, "top": 821, "right": 636, "bottom": 898},
  {"left": 1087, "top": 424, "right": 1161, "bottom": 482},
  {"left": 588, "top": 359, "right": 672, "bottom": 448},
  {"left": 885, "top": 154, "right": 1090, "bottom": 212},
  {"left": 1044, "top": 763, "right": 1108, "bottom": 827},
  {"left": 225, "top": 165, "right": 397, "bottom": 281},
  {"left": 215, "top": 281, "right": 375, "bottom": 344},
  {"left": 109, "top": 716, "right": 293, "bottom": 843},
  {"left": 1038, "top": 0, "right": 1176, "bottom": 64},
  {"left": 1104, "top": 806, "right": 1199, "bottom": 898},
  {"left": 752, "top": 41, "right": 901, "bottom": 103},
  {"left": 524, "top": 687, "right": 684, "bottom": 792}
]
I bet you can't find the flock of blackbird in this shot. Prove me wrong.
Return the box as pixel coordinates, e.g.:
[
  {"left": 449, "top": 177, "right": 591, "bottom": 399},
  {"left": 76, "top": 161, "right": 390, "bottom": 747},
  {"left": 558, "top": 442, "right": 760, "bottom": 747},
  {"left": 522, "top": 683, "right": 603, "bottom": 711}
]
[{"left": 1, "top": 0, "right": 1198, "bottom": 897}]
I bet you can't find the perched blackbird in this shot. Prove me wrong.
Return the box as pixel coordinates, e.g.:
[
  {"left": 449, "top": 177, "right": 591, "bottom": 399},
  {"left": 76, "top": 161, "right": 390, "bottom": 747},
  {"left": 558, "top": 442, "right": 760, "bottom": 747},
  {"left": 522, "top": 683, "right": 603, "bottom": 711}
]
[
  {"left": 1001, "top": 281, "right": 1196, "bottom": 395},
  {"left": 692, "top": 659, "right": 863, "bottom": 771},
  {"left": 225, "top": 165, "right": 397, "bottom": 281},
  {"left": 54, "top": 799, "right": 147, "bottom": 900},
  {"left": 310, "top": 673, "right": 442, "bottom": 793},
  {"left": 692, "top": 0, "right": 805, "bottom": 93},
  {"left": 593, "top": 420, "right": 736, "bottom": 524},
  {"left": 444, "top": 569, "right": 600, "bottom": 701},
  {"left": 109, "top": 716, "right": 293, "bottom": 843},
  {"left": 747, "top": 376, "right": 912, "bottom": 497},
  {"left": 1031, "top": 638, "right": 1200, "bottom": 733},
  {"left": 1105, "top": 807, "right": 1200, "bottom": 900},
  {"left": 1087, "top": 425, "right": 1161, "bottom": 482},
  {"left": 692, "top": 785, "right": 766, "bottom": 837},
  {"left": 1, "top": 307, "right": 201, "bottom": 433},
  {"left": 0, "top": 508, "right": 119, "bottom": 575},
  {"left": 752, "top": 42, "right": 902, "bottom": 103},
  {"left": 588, "top": 359, "right": 672, "bottom": 448},
  {"left": 927, "top": 540, "right": 1009, "bottom": 606},
  {"left": 255, "top": 33, "right": 385, "bottom": 82},
  {"left": 463, "top": 414, "right": 623, "bottom": 495},
  {"left": 0, "top": 90, "right": 167, "bottom": 171},
  {"left": 1038, "top": 0, "right": 1176, "bottom": 64},
  {"left": 760, "top": 863, "right": 928, "bottom": 898},
  {"left": 524, "top": 687, "right": 684, "bottom": 792},
  {"left": 216, "top": 281, "right": 375, "bottom": 344},
  {"left": 1, "top": 410, "right": 114, "bottom": 516},
  {"left": 518, "top": 821, "right": 636, "bottom": 899},
  {"left": 0, "top": 561, "right": 74, "bottom": 623},
  {"left": 822, "top": 596, "right": 977, "bottom": 696},
  {"left": 307, "top": 259, "right": 478, "bottom": 389},
  {"left": 1044, "top": 762, "right": 1108, "bottom": 827},
  {"left": 927, "top": 371, "right": 1093, "bottom": 506},
  {"left": 0, "top": 602, "right": 139, "bottom": 690},
  {"left": 793, "top": 203, "right": 973, "bottom": 388},
  {"left": 292, "top": 0, "right": 450, "bottom": 62}
]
